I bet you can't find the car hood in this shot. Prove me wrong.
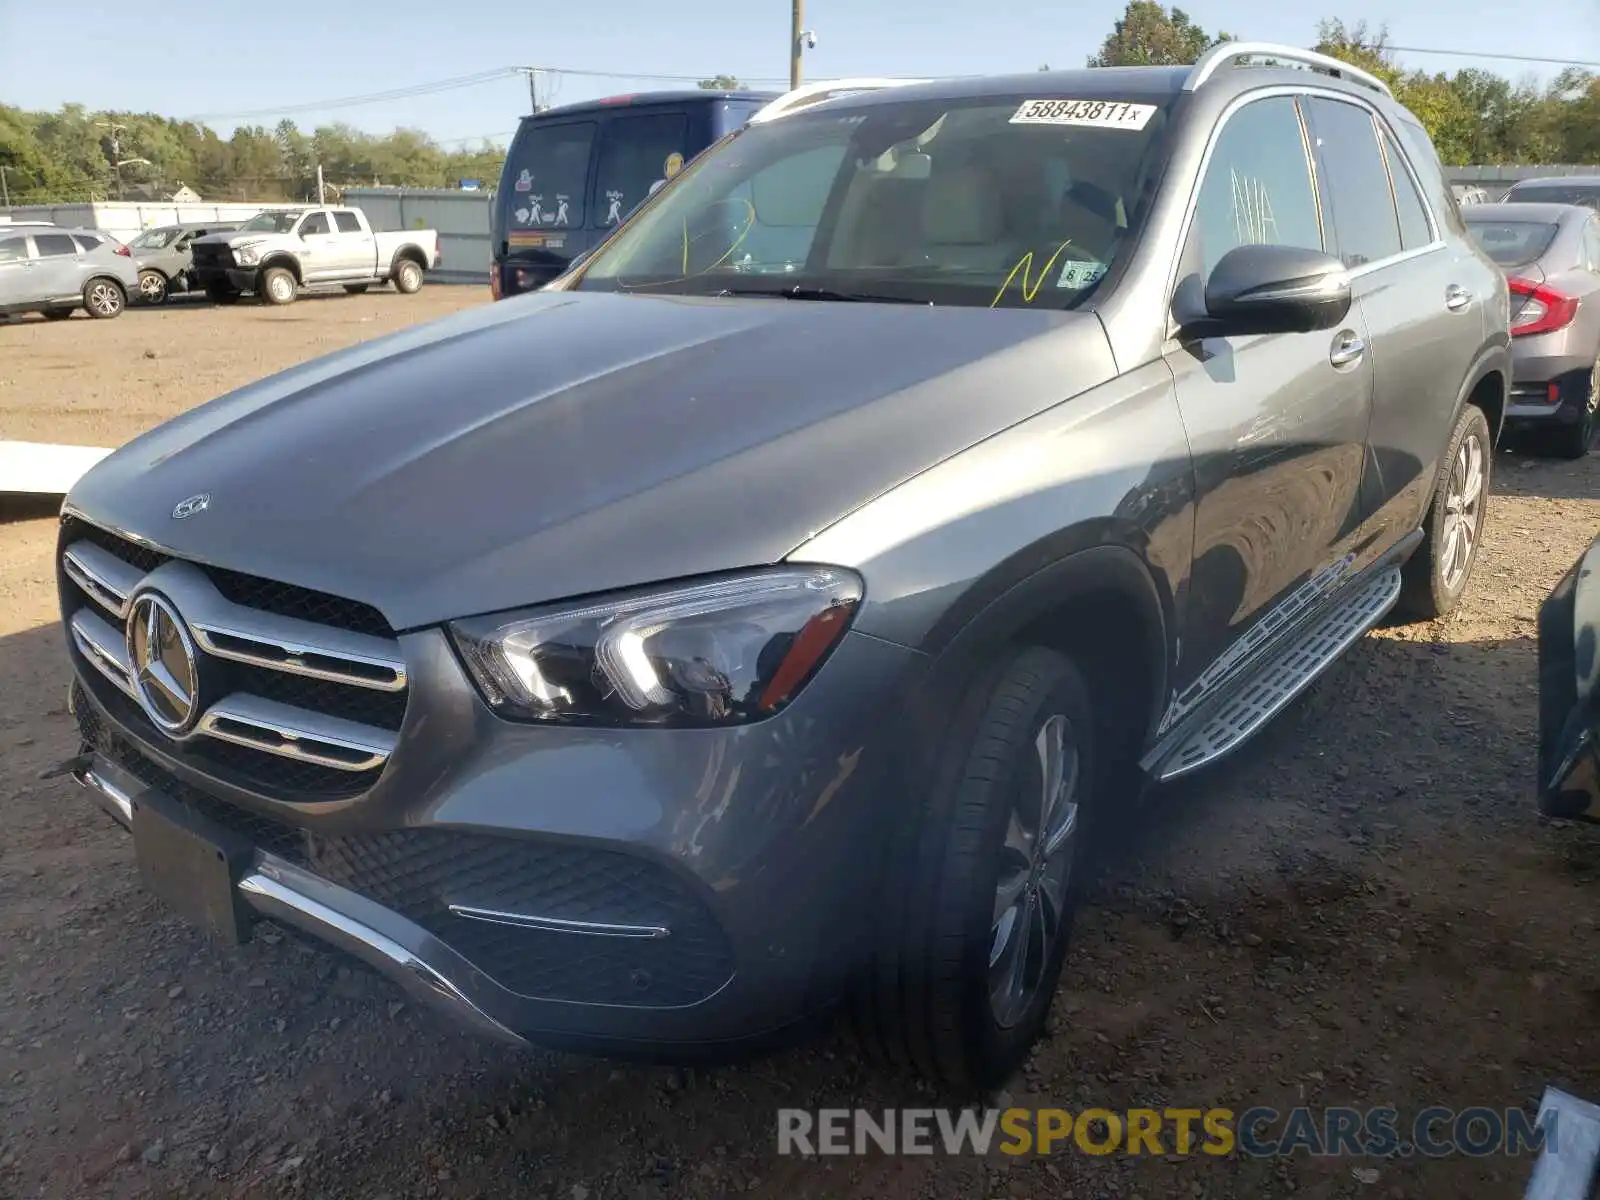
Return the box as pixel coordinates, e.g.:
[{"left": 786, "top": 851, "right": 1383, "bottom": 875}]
[{"left": 67, "top": 290, "right": 1115, "bottom": 629}]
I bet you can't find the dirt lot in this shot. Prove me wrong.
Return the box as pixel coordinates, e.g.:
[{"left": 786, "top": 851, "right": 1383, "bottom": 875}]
[{"left": 2, "top": 291, "right": 1599, "bottom": 1200}]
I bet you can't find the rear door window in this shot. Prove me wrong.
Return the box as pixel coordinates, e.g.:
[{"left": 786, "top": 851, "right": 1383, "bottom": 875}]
[
  {"left": 593, "top": 112, "right": 690, "bottom": 227},
  {"left": 1304, "top": 97, "right": 1402, "bottom": 267},
  {"left": 502, "top": 120, "right": 596, "bottom": 232},
  {"left": 333, "top": 211, "right": 363, "bottom": 233},
  {"left": 34, "top": 233, "right": 79, "bottom": 257}
]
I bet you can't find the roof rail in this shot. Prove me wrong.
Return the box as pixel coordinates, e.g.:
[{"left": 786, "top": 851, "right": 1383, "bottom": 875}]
[
  {"left": 1182, "top": 41, "right": 1393, "bottom": 98},
  {"left": 747, "top": 77, "right": 933, "bottom": 125}
]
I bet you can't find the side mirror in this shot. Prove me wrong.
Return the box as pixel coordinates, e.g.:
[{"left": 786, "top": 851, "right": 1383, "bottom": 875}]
[{"left": 1195, "top": 243, "right": 1352, "bottom": 336}]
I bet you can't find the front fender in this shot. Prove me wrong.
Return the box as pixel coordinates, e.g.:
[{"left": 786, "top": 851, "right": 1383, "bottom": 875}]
[{"left": 1538, "top": 530, "right": 1600, "bottom": 819}]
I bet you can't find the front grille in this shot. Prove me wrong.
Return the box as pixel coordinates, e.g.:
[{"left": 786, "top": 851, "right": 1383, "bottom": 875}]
[
  {"left": 60, "top": 514, "right": 406, "bottom": 801},
  {"left": 191, "top": 244, "right": 234, "bottom": 269},
  {"left": 76, "top": 687, "right": 734, "bottom": 1008}
]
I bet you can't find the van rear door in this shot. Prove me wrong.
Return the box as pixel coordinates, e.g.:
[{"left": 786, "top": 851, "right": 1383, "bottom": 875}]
[{"left": 497, "top": 118, "right": 599, "bottom": 291}]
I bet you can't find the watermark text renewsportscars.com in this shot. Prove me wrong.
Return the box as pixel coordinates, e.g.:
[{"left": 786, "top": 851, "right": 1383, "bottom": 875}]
[{"left": 777, "top": 1106, "right": 1555, "bottom": 1158}]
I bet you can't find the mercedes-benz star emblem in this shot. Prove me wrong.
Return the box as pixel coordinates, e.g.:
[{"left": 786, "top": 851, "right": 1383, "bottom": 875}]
[
  {"left": 126, "top": 593, "right": 201, "bottom": 734},
  {"left": 172, "top": 493, "right": 210, "bottom": 520}
]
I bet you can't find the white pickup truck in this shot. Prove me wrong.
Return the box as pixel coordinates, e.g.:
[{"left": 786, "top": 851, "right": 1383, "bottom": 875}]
[{"left": 189, "top": 206, "right": 441, "bottom": 305}]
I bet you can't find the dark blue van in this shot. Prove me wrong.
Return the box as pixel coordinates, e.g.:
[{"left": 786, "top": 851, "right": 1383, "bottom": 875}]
[{"left": 490, "top": 89, "right": 778, "bottom": 300}]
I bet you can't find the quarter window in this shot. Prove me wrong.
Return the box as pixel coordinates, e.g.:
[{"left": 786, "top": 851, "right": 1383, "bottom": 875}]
[
  {"left": 1381, "top": 128, "right": 1433, "bottom": 250},
  {"left": 1188, "top": 95, "right": 1324, "bottom": 279},
  {"left": 1305, "top": 98, "right": 1402, "bottom": 267}
]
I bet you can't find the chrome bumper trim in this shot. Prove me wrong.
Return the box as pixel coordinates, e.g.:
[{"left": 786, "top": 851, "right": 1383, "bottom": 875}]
[
  {"left": 72, "top": 758, "right": 526, "bottom": 1048},
  {"left": 449, "top": 903, "right": 671, "bottom": 939}
]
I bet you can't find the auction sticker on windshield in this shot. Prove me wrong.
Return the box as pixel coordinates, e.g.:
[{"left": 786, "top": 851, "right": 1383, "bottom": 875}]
[{"left": 1010, "top": 99, "right": 1156, "bottom": 130}]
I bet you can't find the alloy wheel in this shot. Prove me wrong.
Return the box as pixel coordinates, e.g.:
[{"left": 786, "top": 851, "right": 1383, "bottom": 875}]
[
  {"left": 1440, "top": 430, "right": 1485, "bottom": 592},
  {"left": 989, "top": 713, "right": 1081, "bottom": 1029},
  {"left": 88, "top": 282, "right": 121, "bottom": 316}
]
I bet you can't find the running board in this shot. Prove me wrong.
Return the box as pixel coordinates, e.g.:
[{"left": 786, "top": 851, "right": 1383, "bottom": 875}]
[{"left": 1146, "top": 566, "right": 1402, "bottom": 782}]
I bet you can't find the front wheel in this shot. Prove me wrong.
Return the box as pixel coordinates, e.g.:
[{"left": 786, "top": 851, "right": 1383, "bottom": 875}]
[
  {"left": 137, "top": 269, "right": 169, "bottom": 305},
  {"left": 855, "top": 645, "right": 1095, "bottom": 1090},
  {"left": 392, "top": 259, "right": 424, "bottom": 294},
  {"left": 82, "top": 278, "right": 125, "bottom": 319},
  {"left": 1396, "top": 403, "right": 1492, "bottom": 620},
  {"left": 260, "top": 267, "right": 297, "bottom": 305}
]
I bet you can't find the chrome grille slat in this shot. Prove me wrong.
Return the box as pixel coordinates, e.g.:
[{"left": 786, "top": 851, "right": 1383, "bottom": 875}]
[
  {"left": 69, "top": 609, "right": 136, "bottom": 697},
  {"left": 63, "top": 542, "right": 143, "bottom": 619},
  {"left": 198, "top": 693, "right": 396, "bottom": 772},
  {"left": 61, "top": 526, "right": 409, "bottom": 790}
]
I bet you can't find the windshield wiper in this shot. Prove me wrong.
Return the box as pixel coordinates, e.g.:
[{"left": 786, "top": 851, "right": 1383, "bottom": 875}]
[{"left": 717, "top": 285, "right": 930, "bottom": 305}]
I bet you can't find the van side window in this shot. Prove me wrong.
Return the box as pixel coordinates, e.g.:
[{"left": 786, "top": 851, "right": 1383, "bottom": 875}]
[
  {"left": 1305, "top": 98, "right": 1402, "bottom": 267},
  {"left": 1186, "top": 96, "right": 1324, "bottom": 280},
  {"left": 504, "top": 121, "right": 596, "bottom": 229},
  {"left": 1380, "top": 128, "right": 1433, "bottom": 250},
  {"left": 594, "top": 113, "right": 690, "bottom": 226}
]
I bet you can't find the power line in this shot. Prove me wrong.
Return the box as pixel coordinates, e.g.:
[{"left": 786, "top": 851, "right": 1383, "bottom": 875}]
[
  {"left": 182, "top": 68, "right": 523, "bottom": 122},
  {"left": 1386, "top": 45, "right": 1600, "bottom": 70}
]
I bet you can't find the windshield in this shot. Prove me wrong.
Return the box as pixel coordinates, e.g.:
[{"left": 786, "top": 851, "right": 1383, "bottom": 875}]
[
  {"left": 238, "top": 211, "right": 304, "bottom": 233},
  {"left": 1465, "top": 218, "right": 1560, "bottom": 268},
  {"left": 130, "top": 227, "right": 179, "bottom": 249},
  {"left": 575, "top": 92, "right": 1171, "bottom": 309},
  {"left": 1506, "top": 184, "right": 1600, "bottom": 211}
]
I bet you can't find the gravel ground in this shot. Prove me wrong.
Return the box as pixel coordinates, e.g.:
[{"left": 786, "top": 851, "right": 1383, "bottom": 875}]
[{"left": 2, "top": 290, "right": 1599, "bottom": 1200}]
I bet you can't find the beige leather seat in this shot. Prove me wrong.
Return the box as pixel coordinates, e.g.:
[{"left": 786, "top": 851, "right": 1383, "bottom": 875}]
[{"left": 915, "top": 166, "right": 1014, "bottom": 273}]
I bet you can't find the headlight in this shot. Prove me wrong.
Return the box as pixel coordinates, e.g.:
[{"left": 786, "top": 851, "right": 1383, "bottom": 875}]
[
  {"left": 234, "top": 245, "right": 259, "bottom": 265},
  {"left": 450, "top": 566, "right": 863, "bottom": 727}
]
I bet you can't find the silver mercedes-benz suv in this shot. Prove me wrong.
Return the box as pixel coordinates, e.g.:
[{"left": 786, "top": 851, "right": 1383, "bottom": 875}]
[{"left": 56, "top": 45, "right": 1510, "bottom": 1088}]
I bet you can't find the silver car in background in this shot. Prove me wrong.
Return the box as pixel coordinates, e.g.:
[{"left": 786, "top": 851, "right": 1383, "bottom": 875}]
[
  {"left": 1463, "top": 202, "right": 1600, "bottom": 457},
  {"left": 0, "top": 227, "right": 140, "bottom": 321}
]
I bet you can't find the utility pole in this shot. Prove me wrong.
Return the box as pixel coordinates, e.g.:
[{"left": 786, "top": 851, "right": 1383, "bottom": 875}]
[
  {"left": 518, "top": 67, "right": 542, "bottom": 113},
  {"left": 789, "top": 0, "right": 804, "bottom": 89},
  {"left": 316, "top": 163, "right": 326, "bottom": 204},
  {"left": 0, "top": 166, "right": 9, "bottom": 209},
  {"left": 96, "top": 120, "right": 127, "bottom": 201}
]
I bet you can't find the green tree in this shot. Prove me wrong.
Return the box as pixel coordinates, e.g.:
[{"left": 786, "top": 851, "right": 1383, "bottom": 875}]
[
  {"left": 1088, "top": 2, "right": 1231, "bottom": 67},
  {"left": 697, "top": 75, "right": 743, "bottom": 90}
]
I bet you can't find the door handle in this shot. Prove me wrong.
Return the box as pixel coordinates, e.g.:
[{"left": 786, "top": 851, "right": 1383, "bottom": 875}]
[
  {"left": 1329, "top": 330, "right": 1366, "bottom": 368},
  {"left": 1445, "top": 285, "right": 1473, "bottom": 311}
]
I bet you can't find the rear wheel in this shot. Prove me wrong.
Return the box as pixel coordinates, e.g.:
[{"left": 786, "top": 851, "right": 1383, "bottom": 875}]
[
  {"left": 82, "top": 278, "right": 125, "bottom": 319},
  {"left": 393, "top": 259, "right": 424, "bottom": 294},
  {"left": 1397, "top": 403, "right": 1492, "bottom": 620},
  {"left": 855, "top": 645, "right": 1095, "bottom": 1090},
  {"left": 137, "top": 269, "right": 169, "bottom": 305},
  {"left": 261, "top": 266, "right": 297, "bottom": 305},
  {"left": 343, "top": 283, "right": 370, "bottom": 295},
  {"left": 1552, "top": 361, "right": 1599, "bottom": 460}
]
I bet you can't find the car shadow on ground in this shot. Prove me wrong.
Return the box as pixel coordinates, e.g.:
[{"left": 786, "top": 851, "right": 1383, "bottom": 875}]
[{"left": 4, "top": 600, "right": 1592, "bottom": 1198}]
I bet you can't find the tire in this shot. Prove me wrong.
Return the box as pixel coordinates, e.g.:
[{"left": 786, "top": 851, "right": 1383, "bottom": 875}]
[
  {"left": 137, "top": 269, "right": 169, "bottom": 305},
  {"left": 392, "top": 259, "right": 424, "bottom": 294},
  {"left": 854, "top": 645, "right": 1095, "bottom": 1091},
  {"left": 343, "top": 283, "right": 370, "bottom": 295},
  {"left": 1396, "top": 403, "right": 1493, "bottom": 620},
  {"left": 260, "top": 266, "right": 297, "bottom": 305},
  {"left": 41, "top": 307, "right": 74, "bottom": 321},
  {"left": 82, "top": 278, "right": 125, "bottom": 319},
  {"left": 204, "top": 283, "right": 241, "bottom": 305},
  {"left": 1551, "top": 361, "right": 1599, "bottom": 460}
]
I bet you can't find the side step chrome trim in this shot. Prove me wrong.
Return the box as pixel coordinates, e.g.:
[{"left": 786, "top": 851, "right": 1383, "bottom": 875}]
[
  {"left": 1525, "top": 1087, "right": 1600, "bottom": 1200},
  {"left": 1145, "top": 565, "right": 1402, "bottom": 781}
]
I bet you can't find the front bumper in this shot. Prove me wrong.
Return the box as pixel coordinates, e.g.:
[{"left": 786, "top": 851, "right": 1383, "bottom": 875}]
[{"left": 66, "top": 622, "right": 920, "bottom": 1056}]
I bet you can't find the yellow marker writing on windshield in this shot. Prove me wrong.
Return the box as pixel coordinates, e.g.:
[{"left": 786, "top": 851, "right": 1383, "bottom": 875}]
[{"left": 991, "top": 241, "right": 1076, "bottom": 308}]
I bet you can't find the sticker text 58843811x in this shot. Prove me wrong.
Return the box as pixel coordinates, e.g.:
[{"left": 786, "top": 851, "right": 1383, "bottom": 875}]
[{"left": 1009, "top": 99, "right": 1157, "bottom": 130}]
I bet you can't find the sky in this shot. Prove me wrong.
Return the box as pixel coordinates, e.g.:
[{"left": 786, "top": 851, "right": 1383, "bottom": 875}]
[{"left": 2, "top": 0, "right": 1597, "bottom": 149}]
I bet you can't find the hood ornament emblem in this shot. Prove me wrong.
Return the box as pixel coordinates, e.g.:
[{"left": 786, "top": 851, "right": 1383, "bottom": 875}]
[{"left": 172, "top": 493, "right": 210, "bottom": 520}]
